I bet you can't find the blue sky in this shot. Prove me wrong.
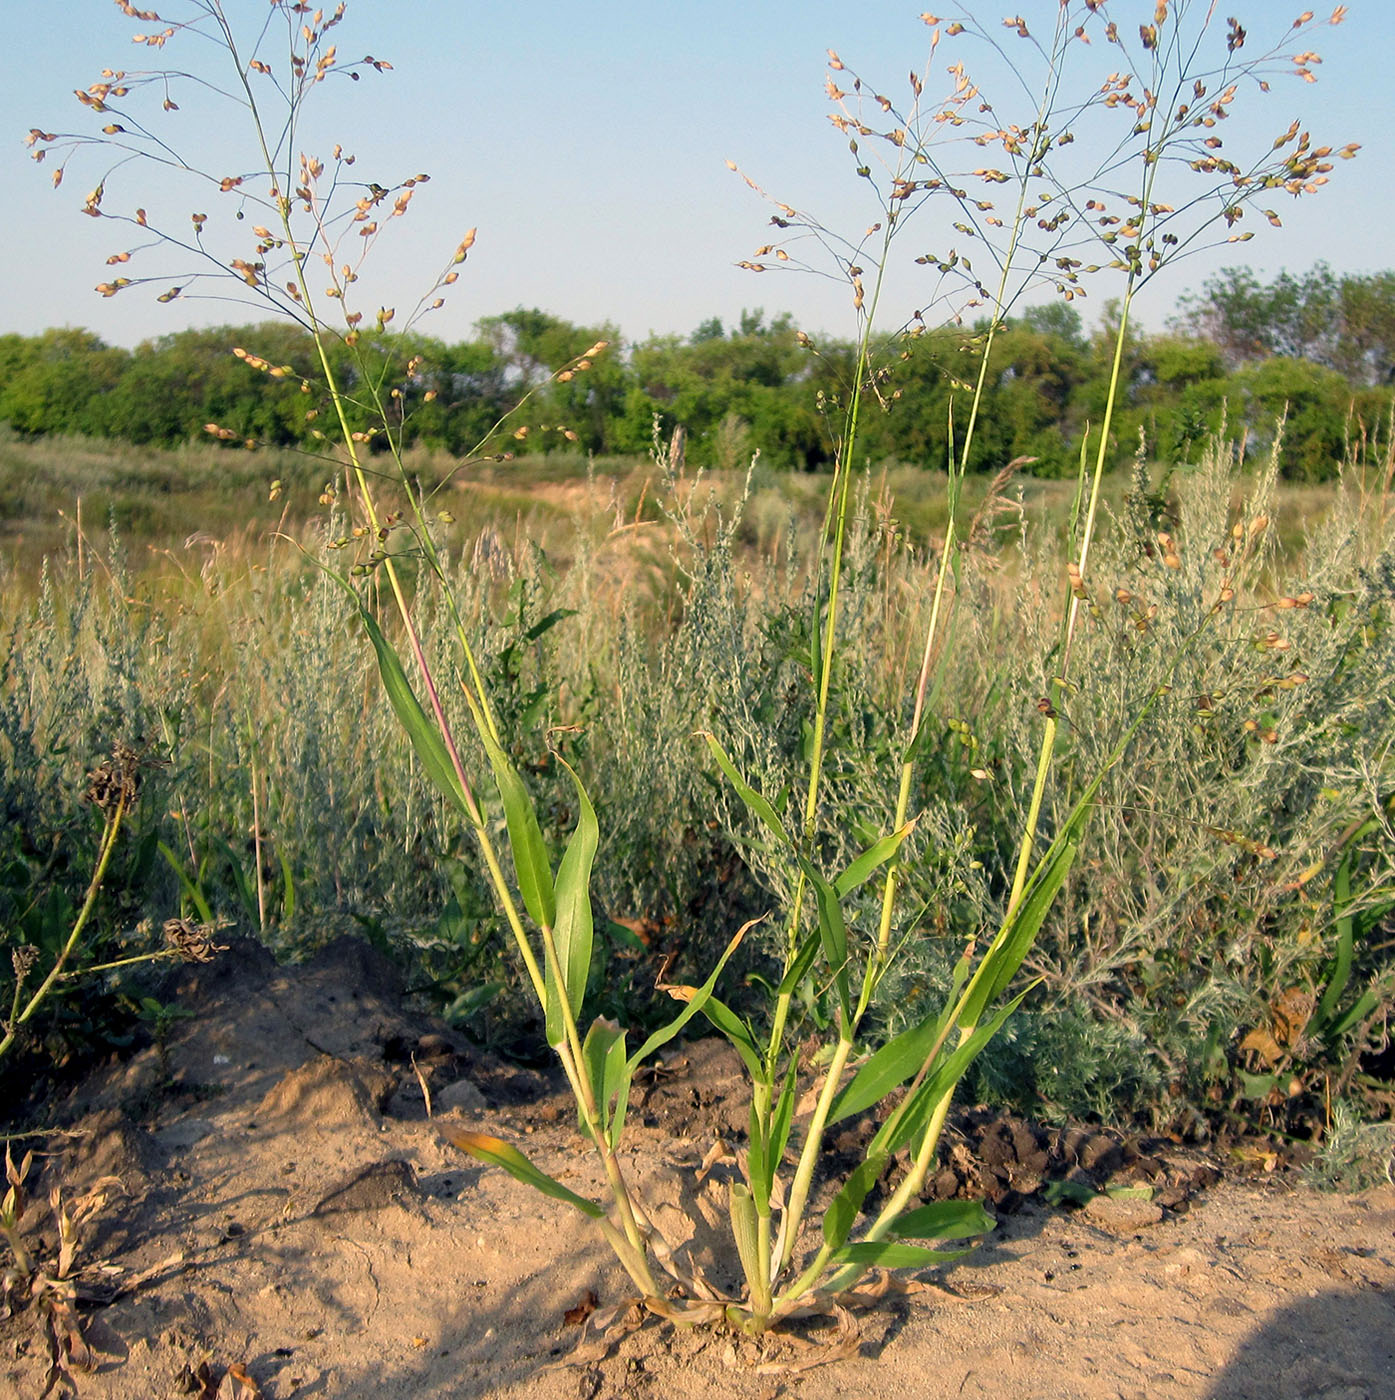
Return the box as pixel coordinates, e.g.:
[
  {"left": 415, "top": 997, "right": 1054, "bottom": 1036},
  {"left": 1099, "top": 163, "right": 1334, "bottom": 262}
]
[{"left": 6, "top": 2, "right": 1391, "bottom": 350}]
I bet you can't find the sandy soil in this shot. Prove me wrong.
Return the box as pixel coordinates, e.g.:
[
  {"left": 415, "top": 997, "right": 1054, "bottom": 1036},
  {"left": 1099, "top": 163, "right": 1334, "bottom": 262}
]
[{"left": 4, "top": 937, "right": 1393, "bottom": 1400}]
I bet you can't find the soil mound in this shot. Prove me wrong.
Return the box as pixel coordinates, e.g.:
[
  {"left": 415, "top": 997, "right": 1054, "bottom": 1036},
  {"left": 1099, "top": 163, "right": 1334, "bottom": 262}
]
[{"left": 3, "top": 938, "right": 1392, "bottom": 1399}]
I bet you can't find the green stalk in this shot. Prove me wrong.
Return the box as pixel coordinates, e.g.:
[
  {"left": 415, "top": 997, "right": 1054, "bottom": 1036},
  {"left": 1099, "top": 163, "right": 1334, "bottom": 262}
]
[
  {"left": 863, "top": 7, "right": 1075, "bottom": 1002},
  {"left": 220, "top": 28, "right": 658, "bottom": 1287},
  {"left": 774, "top": 1034, "right": 854, "bottom": 1275},
  {"left": 0, "top": 797, "right": 127, "bottom": 1065}
]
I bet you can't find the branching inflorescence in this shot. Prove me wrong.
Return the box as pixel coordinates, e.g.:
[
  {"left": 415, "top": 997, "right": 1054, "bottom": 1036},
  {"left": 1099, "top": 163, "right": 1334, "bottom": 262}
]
[{"left": 28, "top": 0, "right": 1358, "bottom": 1344}]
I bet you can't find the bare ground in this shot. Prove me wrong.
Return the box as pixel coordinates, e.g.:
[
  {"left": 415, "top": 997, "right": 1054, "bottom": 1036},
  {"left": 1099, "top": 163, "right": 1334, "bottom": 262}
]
[{"left": 4, "top": 937, "right": 1393, "bottom": 1400}]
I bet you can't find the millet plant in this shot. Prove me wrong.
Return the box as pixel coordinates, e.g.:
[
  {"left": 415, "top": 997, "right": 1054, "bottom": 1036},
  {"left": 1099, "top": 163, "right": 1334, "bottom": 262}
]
[{"left": 29, "top": 0, "right": 1359, "bottom": 1338}]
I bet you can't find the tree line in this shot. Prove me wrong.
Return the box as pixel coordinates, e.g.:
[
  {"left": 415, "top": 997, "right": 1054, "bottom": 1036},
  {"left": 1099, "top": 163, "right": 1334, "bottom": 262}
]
[{"left": 2, "top": 263, "right": 1391, "bottom": 480}]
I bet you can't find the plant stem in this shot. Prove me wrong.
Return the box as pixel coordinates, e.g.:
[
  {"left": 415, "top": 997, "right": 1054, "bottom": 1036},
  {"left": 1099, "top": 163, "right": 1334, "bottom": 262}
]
[
  {"left": 775, "top": 1034, "right": 853, "bottom": 1275},
  {"left": 0, "top": 798, "right": 127, "bottom": 1065}
]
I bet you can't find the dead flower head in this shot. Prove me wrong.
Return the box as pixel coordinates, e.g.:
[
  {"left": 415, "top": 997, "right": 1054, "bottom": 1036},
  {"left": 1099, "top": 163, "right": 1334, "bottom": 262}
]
[
  {"left": 162, "top": 917, "right": 231, "bottom": 964},
  {"left": 84, "top": 742, "right": 145, "bottom": 812}
]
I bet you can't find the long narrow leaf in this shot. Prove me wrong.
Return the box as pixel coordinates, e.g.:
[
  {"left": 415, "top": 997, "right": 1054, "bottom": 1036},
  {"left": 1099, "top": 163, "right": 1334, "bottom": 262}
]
[
  {"left": 626, "top": 917, "right": 756, "bottom": 1072},
  {"left": 157, "top": 842, "right": 214, "bottom": 925},
  {"left": 828, "top": 999, "right": 956, "bottom": 1128},
  {"left": 476, "top": 723, "right": 556, "bottom": 933},
  {"left": 956, "top": 836, "right": 1077, "bottom": 1033},
  {"left": 441, "top": 1128, "right": 603, "bottom": 1218},
  {"left": 829, "top": 1240, "right": 973, "bottom": 1270},
  {"left": 582, "top": 1017, "right": 628, "bottom": 1143},
  {"left": 699, "top": 996, "right": 765, "bottom": 1083},
  {"left": 768, "top": 1060, "right": 798, "bottom": 1179},
  {"left": 354, "top": 599, "right": 472, "bottom": 818},
  {"left": 699, "top": 734, "right": 789, "bottom": 845},
  {"left": 1314, "top": 850, "right": 1356, "bottom": 1033},
  {"left": 878, "top": 988, "right": 1034, "bottom": 1158},
  {"left": 834, "top": 821, "right": 917, "bottom": 898},
  {"left": 802, "top": 863, "right": 852, "bottom": 1023},
  {"left": 547, "top": 755, "right": 598, "bottom": 1047},
  {"left": 821, "top": 1152, "right": 886, "bottom": 1254},
  {"left": 776, "top": 926, "right": 823, "bottom": 997},
  {"left": 889, "top": 1200, "right": 994, "bottom": 1242}
]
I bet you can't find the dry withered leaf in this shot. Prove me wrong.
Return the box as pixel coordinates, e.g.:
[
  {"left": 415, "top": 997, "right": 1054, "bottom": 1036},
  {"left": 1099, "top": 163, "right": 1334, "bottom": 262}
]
[
  {"left": 563, "top": 1289, "right": 598, "bottom": 1327},
  {"left": 38, "top": 1280, "right": 95, "bottom": 1398},
  {"left": 755, "top": 1303, "right": 862, "bottom": 1376}
]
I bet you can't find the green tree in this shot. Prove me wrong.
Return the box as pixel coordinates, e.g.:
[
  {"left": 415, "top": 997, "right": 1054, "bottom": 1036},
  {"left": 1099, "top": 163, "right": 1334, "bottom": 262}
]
[{"left": 0, "top": 330, "right": 128, "bottom": 438}]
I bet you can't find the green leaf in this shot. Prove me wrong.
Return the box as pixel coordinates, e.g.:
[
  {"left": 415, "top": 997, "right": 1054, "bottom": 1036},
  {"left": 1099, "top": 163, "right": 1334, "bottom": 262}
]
[
  {"left": 873, "top": 988, "right": 1033, "bottom": 1159},
  {"left": 547, "top": 755, "right": 597, "bottom": 1047},
  {"left": 605, "top": 919, "right": 648, "bottom": 951},
  {"left": 157, "top": 842, "right": 213, "bottom": 925},
  {"left": 802, "top": 863, "right": 851, "bottom": 1023},
  {"left": 441, "top": 1128, "right": 603, "bottom": 1218},
  {"left": 476, "top": 723, "right": 555, "bottom": 932},
  {"left": 1042, "top": 1179, "right": 1096, "bottom": 1206},
  {"left": 699, "top": 996, "right": 765, "bottom": 1083},
  {"left": 822, "top": 1153, "right": 886, "bottom": 1253},
  {"left": 768, "top": 1061, "right": 798, "bottom": 1180},
  {"left": 776, "top": 926, "right": 823, "bottom": 996},
  {"left": 277, "top": 849, "right": 296, "bottom": 922},
  {"left": 829, "top": 1240, "right": 973, "bottom": 1270},
  {"left": 834, "top": 821, "right": 917, "bottom": 898},
  {"left": 828, "top": 1002, "right": 955, "bottom": 1128},
  {"left": 212, "top": 833, "right": 256, "bottom": 922},
  {"left": 956, "top": 836, "right": 1077, "bottom": 1033},
  {"left": 524, "top": 607, "right": 578, "bottom": 643},
  {"left": 699, "top": 734, "right": 789, "bottom": 844},
  {"left": 581, "top": 1016, "right": 629, "bottom": 1146},
  {"left": 889, "top": 1200, "right": 994, "bottom": 1241},
  {"left": 627, "top": 917, "right": 756, "bottom": 1073},
  {"left": 1314, "top": 848, "right": 1356, "bottom": 1034},
  {"left": 1326, "top": 985, "right": 1381, "bottom": 1040},
  {"left": 748, "top": 1103, "right": 769, "bottom": 1215},
  {"left": 354, "top": 599, "right": 472, "bottom": 819}
]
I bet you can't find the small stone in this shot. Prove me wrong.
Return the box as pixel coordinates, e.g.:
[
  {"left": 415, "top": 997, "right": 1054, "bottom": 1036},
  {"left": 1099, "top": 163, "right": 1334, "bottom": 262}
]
[{"left": 435, "top": 1077, "right": 487, "bottom": 1114}]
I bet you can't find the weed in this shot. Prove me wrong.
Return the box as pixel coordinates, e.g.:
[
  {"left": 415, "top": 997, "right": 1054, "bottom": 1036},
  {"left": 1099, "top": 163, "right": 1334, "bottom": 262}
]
[
  {"left": 29, "top": 0, "right": 1373, "bottom": 1345},
  {"left": 1, "top": 1145, "right": 122, "bottom": 1397},
  {"left": 1305, "top": 1099, "right": 1395, "bottom": 1192}
]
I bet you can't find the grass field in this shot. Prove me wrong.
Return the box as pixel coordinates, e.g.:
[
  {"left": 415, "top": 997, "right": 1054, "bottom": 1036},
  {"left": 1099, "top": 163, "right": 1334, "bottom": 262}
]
[{"left": 2, "top": 429, "right": 1392, "bottom": 1157}]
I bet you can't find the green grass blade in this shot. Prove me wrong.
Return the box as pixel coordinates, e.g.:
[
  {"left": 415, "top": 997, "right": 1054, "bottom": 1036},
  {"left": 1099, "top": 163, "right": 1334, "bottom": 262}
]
[
  {"left": 768, "top": 1060, "right": 798, "bottom": 1183},
  {"left": 956, "top": 837, "right": 1077, "bottom": 1033},
  {"left": 802, "top": 862, "right": 852, "bottom": 1023},
  {"left": 828, "top": 1240, "right": 973, "bottom": 1270},
  {"left": 821, "top": 1152, "right": 885, "bottom": 1254},
  {"left": 581, "top": 1016, "right": 628, "bottom": 1145},
  {"left": 699, "top": 996, "right": 766, "bottom": 1082},
  {"left": 477, "top": 723, "right": 556, "bottom": 933},
  {"left": 626, "top": 917, "right": 755, "bottom": 1073},
  {"left": 776, "top": 926, "right": 823, "bottom": 996},
  {"left": 888, "top": 1200, "right": 994, "bottom": 1242},
  {"left": 834, "top": 820, "right": 917, "bottom": 898},
  {"left": 547, "top": 755, "right": 598, "bottom": 1047},
  {"left": 880, "top": 989, "right": 1034, "bottom": 1156},
  {"left": 441, "top": 1127, "right": 604, "bottom": 1218},
  {"left": 699, "top": 733, "right": 790, "bottom": 845},
  {"left": 1314, "top": 849, "right": 1356, "bottom": 1034},
  {"left": 277, "top": 849, "right": 296, "bottom": 923},
  {"left": 157, "top": 842, "right": 214, "bottom": 925},
  {"left": 828, "top": 1000, "right": 956, "bottom": 1128},
  {"left": 211, "top": 833, "right": 256, "bottom": 922},
  {"left": 354, "top": 598, "right": 472, "bottom": 819}
]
